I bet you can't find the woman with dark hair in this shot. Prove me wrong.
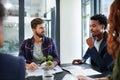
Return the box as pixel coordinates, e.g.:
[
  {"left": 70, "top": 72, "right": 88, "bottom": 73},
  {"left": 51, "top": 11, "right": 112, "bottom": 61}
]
[{"left": 78, "top": 0, "right": 120, "bottom": 80}]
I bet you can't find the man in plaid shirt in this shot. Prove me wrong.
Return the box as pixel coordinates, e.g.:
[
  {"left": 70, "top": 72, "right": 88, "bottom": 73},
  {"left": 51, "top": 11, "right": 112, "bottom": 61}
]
[{"left": 19, "top": 18, "right": 60, "bottom": 71}]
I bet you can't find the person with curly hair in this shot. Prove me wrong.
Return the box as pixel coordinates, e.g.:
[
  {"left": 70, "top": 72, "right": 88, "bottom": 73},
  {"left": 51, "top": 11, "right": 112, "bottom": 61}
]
[
  {"left": 77, "top": 0, "right": 120, "bottom": 80},
  {"left": 73, "top": 14, "right": 113, "bottom": 72}
]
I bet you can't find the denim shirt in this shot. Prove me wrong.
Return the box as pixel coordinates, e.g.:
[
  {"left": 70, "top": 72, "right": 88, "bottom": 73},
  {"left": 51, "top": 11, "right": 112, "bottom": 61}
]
[{"left": 19, "top": 36, "right": 60, "bottom": 64}]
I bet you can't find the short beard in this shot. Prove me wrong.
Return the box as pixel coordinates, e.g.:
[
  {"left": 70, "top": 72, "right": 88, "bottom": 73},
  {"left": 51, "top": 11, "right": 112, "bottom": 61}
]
[{"left": 36, "top": 32, "right": 45, "bottom": 38}]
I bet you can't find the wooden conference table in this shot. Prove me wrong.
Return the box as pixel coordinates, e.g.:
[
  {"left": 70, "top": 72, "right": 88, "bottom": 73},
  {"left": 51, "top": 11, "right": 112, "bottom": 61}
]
[{"left": 26, "top": 63, "right": 111, "bottom": 80}]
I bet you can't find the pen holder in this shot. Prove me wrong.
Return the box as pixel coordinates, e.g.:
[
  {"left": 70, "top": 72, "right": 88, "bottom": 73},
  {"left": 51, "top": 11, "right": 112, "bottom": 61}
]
[
  {"left": 43, "top": 70, "right": 54, "bottom": 80},
  {"left": 43, "top": 74, "right": 54, "bottom": 80}
]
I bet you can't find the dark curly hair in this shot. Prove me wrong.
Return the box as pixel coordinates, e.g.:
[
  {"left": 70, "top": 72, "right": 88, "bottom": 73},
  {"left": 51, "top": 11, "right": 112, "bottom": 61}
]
[
  {"left": 90, "top": 14, "right": 107, "bottom": 29},
  {"left": 107, "top": 0, "right": 120, "bottom": 59}
]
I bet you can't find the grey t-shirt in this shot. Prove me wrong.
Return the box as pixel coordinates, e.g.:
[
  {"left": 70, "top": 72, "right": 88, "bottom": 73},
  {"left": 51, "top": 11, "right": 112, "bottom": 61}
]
[{"left": 33, "top": 43, "right": 43, "bottom": 64}]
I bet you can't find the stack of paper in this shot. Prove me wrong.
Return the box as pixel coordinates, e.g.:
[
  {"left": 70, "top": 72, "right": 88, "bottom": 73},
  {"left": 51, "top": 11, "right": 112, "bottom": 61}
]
[
  {"left": 62, "top": 65, "right": 101, "bottom": 77},
  {"left": 26, "top": 65, "right": 63, "bottom": 77}
]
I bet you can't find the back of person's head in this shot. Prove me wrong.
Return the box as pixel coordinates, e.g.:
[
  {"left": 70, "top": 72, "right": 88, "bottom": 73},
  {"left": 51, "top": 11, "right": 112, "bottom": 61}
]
[
  {"left": 0, "top": 1, "right": 5, "bottom": 47},
  {"left": 31, "top": 18, "right": 44, "bottom": 29},
  {"left": 107, "top": 0, "right": 120, "bottom": 59},
  {"left": 90, "top": 14, "right": 107, "bottom": 29},
  {"left": 0, "top": 1, "right": 5, "bottom": 21}
]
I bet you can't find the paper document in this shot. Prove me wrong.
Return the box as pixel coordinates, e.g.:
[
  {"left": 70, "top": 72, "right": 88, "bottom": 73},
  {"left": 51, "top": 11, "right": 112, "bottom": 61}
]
[
  {"left": 62, "top": 65, "right": 101, "bottom": 77},
  {"left": 26, "top": 64, "right": 63, "bottom": 77},
  {"left": 62, "top": 74, "right": 77, "bottom": 80}
]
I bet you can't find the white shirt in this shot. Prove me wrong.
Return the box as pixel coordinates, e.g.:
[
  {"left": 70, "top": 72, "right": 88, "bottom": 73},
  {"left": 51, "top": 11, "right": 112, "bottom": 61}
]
[{"left": 94, "top": 39, "right": 103, "bottom": 52}]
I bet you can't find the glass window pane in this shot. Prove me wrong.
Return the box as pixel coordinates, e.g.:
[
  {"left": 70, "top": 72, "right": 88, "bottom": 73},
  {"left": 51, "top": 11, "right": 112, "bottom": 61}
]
[
  {"left": 24, "top": 0, "right": 56, "bottom": 39},
  {"left": 1, "top": 0, "right": 19, "bottom": 56},
  {"left": 101, "top": 0, "right": 114, "bottom": 17},
  {"left": 81, "top": 0, "right": 91, "bottom": 56}
]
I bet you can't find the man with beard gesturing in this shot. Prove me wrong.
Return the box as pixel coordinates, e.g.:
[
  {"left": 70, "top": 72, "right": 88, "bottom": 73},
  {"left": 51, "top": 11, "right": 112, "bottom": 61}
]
[{"left": 19, "top": 18, "right": 60, "bottom": 71}]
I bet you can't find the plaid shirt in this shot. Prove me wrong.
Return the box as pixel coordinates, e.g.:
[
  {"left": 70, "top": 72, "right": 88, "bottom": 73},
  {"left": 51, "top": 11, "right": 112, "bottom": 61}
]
[{"left": 19, "top": 36, "right": 60, "bottom": 64}]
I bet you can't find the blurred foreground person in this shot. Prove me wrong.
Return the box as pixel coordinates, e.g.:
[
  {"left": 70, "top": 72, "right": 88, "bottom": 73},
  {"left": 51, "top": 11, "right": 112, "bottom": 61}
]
[{"left": 0, "top": 1, "right": 25, "bottom": 80}]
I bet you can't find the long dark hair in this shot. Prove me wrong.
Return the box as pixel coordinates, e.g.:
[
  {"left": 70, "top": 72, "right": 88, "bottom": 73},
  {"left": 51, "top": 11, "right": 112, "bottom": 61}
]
[{"left": 107, "top": 0, "right": 120, "bottom": 59}]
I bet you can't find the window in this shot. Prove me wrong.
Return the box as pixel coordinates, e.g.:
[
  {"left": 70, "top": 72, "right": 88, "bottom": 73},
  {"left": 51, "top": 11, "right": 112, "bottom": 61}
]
[
  {"left": 100, "top": 0, "right": 114, "bottom": 17},
  {"left": 0, "top": 0, "right": 56, "bottom": 56},
  {"left": 24, "top": 0, "right": 56, "bottom": 39},
  {"left": 81, "top": 0, "right": 91, "bottom": 56},
  {"left": 1, "top": 0, "right": 19, "bottom": 56}
]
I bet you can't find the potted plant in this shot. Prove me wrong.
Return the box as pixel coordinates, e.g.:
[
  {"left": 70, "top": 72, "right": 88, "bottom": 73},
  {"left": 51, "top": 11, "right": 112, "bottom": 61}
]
[
  {"left": 41, "top": 55, "right": 54, "bottom": 70},
  {"left": 41, "top": 55, "right": 55, "bottom": 79}
]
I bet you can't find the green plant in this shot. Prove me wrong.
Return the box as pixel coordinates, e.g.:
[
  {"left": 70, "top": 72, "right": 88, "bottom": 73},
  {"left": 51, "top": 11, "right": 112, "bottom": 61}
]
[
  {"left": 41, "top": 56, "right": 46, "bottom": 62},
  {"left": 48, "top": 55, "right": 54, "bottom": 61},
  {"left": 41, "top": 55, "right": 54, "bottom": 69},
  {"left": 46, "top": 61, "right": 52, "bottom": 66}
]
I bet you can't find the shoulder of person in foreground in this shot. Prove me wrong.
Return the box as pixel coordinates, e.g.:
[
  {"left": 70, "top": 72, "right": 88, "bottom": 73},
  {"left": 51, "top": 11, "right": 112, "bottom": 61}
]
[{"left": 0, "top": 53, "right": 25, "bottom": 80}]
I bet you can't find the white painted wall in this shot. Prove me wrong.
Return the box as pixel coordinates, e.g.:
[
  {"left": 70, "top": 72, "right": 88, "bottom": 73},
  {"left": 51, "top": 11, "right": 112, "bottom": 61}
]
[{"left": 60, "top": 0, "right": 82, "bottom": 63}]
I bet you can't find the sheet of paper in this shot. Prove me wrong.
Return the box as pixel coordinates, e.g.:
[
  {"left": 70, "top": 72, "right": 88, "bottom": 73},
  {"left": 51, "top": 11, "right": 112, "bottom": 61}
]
[
  {"left": 62, "top": 74, "right": 77, "bottom": 80},
  {"left": 26, "top": 65, "right": 63, "bottom": 77},
  {"left": 26, "top": 67, "right": 44, "bottom": 77},
  {"left": 62, "top": 65, "right": 101, "bottom": 77}
]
